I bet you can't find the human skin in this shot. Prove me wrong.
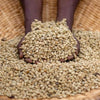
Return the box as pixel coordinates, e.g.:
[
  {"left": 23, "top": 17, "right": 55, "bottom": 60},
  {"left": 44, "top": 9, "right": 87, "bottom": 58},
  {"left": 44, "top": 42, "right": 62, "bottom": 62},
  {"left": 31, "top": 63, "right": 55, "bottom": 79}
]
[
  {"left": 17, "top": 0, "right": 42, "bottom": 63},
  {"left": 17, "top": 0, "right": 80, "bottom": 63},
  {"left": 57, "top": 0, "right": 80, "bottom": 61}
]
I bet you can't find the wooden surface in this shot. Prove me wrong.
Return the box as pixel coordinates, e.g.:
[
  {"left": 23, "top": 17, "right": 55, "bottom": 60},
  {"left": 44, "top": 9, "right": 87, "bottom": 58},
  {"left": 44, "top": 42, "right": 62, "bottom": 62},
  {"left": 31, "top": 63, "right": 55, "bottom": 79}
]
[{"left": 0, "top": 0, "right": 100, "bottom": 100}]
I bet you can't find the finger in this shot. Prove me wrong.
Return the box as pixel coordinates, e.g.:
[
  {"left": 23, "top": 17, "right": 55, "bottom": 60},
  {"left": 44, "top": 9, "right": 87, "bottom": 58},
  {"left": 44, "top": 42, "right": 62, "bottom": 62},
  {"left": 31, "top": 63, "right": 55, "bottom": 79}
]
[
  {"left": 73, "top": 33, "right": 80, "bottom": 56},
  {"left": 76, "top": 40, "right": 80, "bottom": 55},
  {"left": 24, "top": 58, "right": 33, "bottom": 64},
  {"left": 59, "top": 58, "right": 66, "bottom": 63},
  {"left": 67, "top": 55, "right": 74, "bottom": 61},
  {"left": 19, "top": 49, "right": 24, "bottom": 59},
  {"left": 59, "top": 54, "right": 74, "bottom": 62},
  {"left": 17, "top": 36, "right": 25, "bottom": 59}
]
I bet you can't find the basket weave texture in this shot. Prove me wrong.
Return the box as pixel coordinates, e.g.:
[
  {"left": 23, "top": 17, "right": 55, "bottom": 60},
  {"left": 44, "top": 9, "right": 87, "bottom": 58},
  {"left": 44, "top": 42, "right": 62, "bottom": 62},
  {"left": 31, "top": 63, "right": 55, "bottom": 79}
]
[{"left": 0, "top": 0, "right": 100, "bottom": 100}]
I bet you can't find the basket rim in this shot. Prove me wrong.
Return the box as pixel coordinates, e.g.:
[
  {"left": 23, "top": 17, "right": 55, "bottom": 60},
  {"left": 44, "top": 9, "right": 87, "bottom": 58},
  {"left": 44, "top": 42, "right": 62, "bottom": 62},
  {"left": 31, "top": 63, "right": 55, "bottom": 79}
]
[
  {"left": 0, "top": 88, "right": 100, "bottom": 100},
  {"left": 0, "top": 0, "right": 100, "bottom": 99}
]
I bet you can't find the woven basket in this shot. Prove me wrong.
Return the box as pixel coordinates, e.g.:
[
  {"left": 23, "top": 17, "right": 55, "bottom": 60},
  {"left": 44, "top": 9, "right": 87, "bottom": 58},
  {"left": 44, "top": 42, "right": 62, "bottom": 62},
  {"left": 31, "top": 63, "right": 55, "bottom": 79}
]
[{"left": 0, "top": 0, "right": 100, "bottom": 100}]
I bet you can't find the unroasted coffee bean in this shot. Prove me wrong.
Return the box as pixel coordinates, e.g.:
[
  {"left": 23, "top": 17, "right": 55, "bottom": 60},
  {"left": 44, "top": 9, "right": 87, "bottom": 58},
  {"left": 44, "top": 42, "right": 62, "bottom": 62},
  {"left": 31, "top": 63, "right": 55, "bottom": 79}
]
[{"left": 0, "top": 29, "right": 100, "bottom": 99}]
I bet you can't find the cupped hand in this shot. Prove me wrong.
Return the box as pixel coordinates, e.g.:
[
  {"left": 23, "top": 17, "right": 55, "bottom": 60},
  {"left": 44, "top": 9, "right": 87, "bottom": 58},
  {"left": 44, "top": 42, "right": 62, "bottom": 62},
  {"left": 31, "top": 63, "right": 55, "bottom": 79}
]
[{"left": 17, "top": 35, "right": 33, "bottom": 64}]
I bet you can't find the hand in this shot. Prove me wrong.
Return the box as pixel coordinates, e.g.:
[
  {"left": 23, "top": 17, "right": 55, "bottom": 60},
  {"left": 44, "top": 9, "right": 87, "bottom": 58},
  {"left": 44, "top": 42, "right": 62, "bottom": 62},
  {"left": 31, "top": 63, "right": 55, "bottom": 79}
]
[
  {"left": 57, "top": 0, "right": 80, "bottom": 62},
  {"left": 17, "top": 0, "right": 42, "bottom": 63}
]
